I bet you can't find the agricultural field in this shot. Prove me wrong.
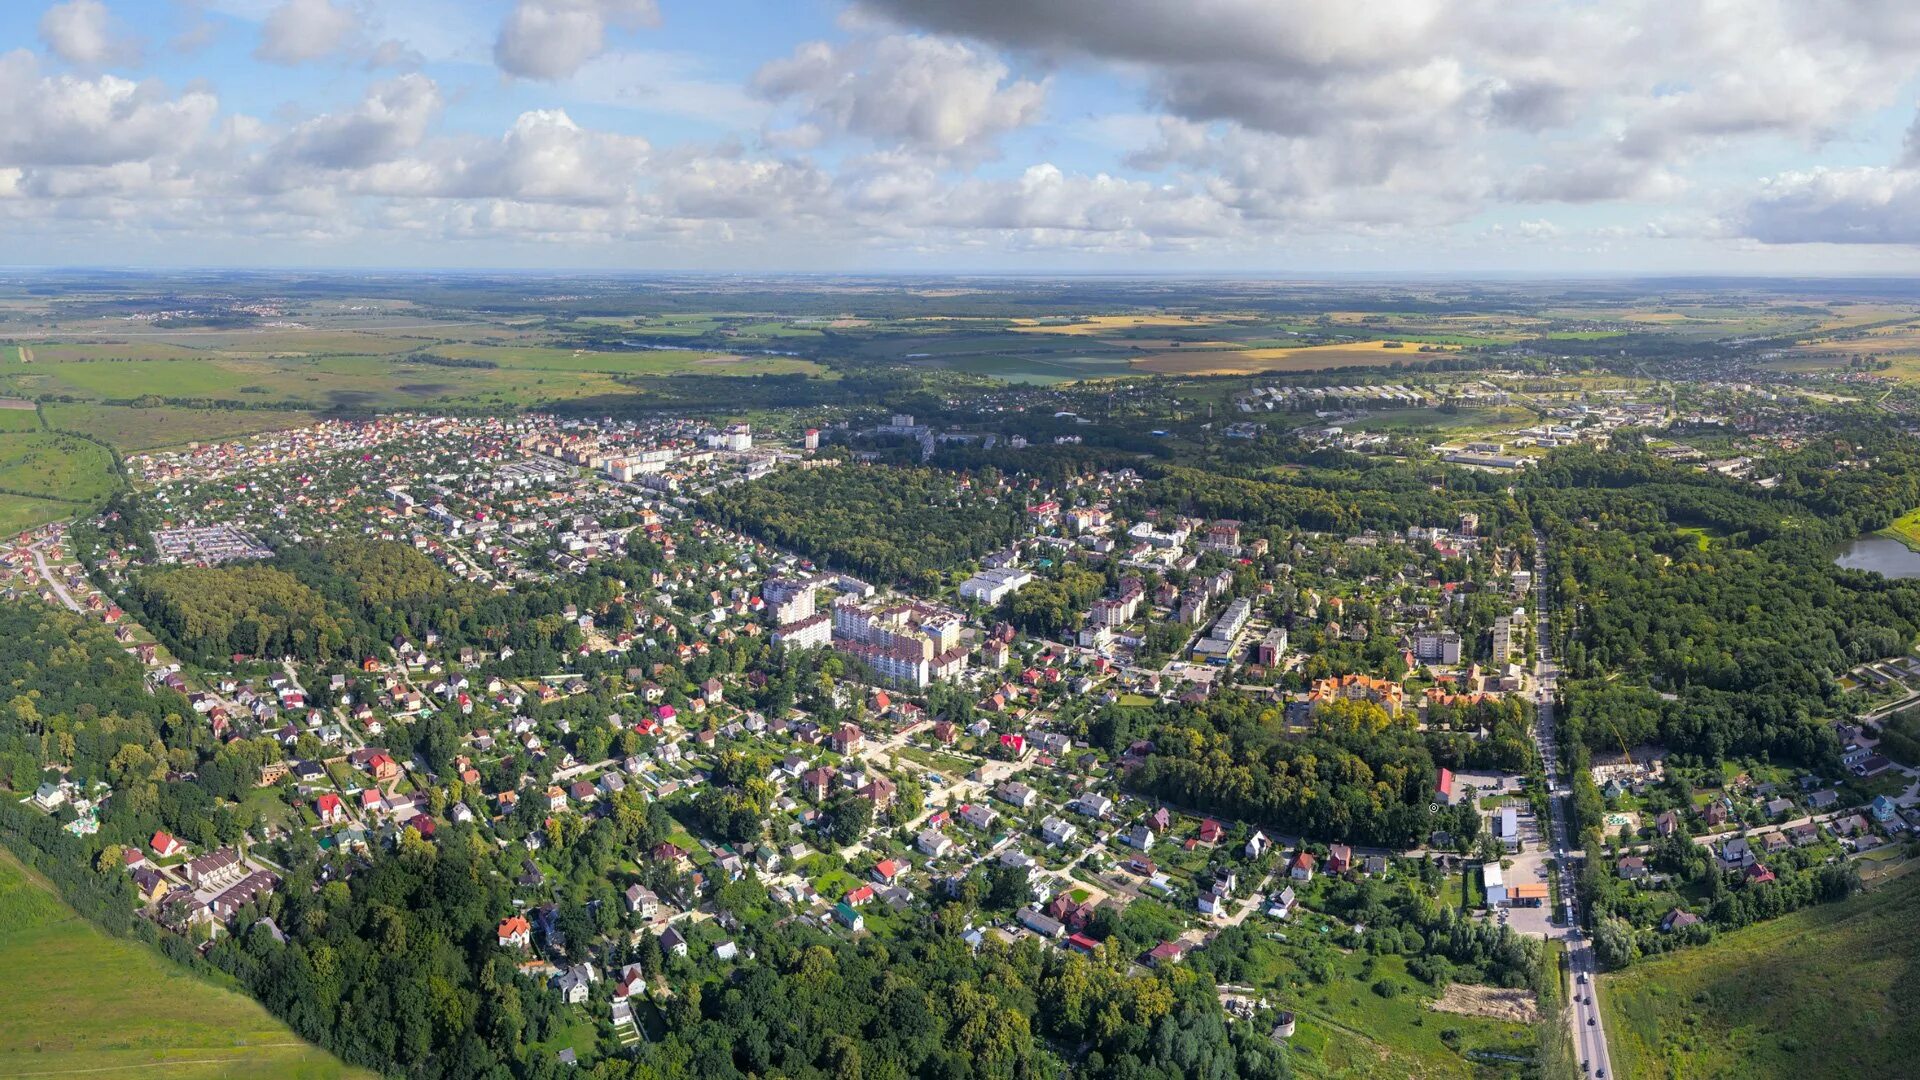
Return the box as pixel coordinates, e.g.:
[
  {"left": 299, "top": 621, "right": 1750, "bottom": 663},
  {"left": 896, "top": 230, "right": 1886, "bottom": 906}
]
[
  {"left": 423, "top": 342, "right": 827, "bottom": 377},
  {"left": 1007, "top": 314, "right": 1251, "bottom": 335},
  {"left": 0, "top": 403, "right": 43, "bottom": 431},
  {"left": 1600, "top": 866, "right": 1920, "bottom": 1080},
  {"left": 0, "top": 846, "right": 373, "bottom": 1080},
  {"left": 41, "top": 404, "right": 316, "bottom": 451},
  {"left": 1134, "top": 339, "right": 1462, "bottom": 375}
]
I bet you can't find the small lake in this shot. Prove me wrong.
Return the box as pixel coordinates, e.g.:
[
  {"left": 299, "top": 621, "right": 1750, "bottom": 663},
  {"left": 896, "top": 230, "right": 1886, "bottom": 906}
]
[{"left": 1834, "top": 534, "right": 1920, "bottom": 578}]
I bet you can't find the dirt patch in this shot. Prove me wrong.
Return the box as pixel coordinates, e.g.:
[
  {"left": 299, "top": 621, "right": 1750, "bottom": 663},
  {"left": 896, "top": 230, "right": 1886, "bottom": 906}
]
[{"left": 1430, "top": 983, "right": 1538, "bottom": 1025}]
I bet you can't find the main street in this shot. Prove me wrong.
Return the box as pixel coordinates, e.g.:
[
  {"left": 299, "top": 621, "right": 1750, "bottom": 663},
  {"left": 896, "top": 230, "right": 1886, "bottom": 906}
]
[{"left": 1531, "top": 527, "right": 1615, "bottom": 1078}]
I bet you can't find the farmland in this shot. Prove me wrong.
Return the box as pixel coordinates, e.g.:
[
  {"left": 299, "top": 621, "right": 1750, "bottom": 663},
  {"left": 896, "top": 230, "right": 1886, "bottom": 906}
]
[
  {"left": 1600, "top": 866, "right": 1920, "bottom": 1080},
  {"left": 0, "top": 845, "right": 373, "bottom": 1080},
  {"left": 1134, "top": 339, "right": 1462, "bottom": 375},
  {"left": 41, "top": 404, "right": 317, "bottom": 451}
]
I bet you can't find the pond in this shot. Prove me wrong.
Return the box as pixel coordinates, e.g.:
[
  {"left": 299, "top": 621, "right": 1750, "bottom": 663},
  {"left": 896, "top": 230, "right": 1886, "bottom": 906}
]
[{"left": 1833, "top": 534, "right": 1920, "bottom": 578}]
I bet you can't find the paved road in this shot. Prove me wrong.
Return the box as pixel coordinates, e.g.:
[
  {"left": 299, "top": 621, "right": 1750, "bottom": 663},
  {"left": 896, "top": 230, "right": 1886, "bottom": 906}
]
[
  {"left": 1530, "top": 527, "right": 1614, "bottom": 1079},
  {"left": 29, "top": 540, "right": 83, "bottom": 613}
]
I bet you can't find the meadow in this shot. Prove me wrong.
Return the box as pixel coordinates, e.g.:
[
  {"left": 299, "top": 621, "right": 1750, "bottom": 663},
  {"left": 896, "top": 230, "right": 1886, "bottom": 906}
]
[
  {"left": 41, "top": 403, "right": 317, "bottom": 451},
  {"left": 1261, "top": 947, "right": 1534, "bottom": 1079},
  {"left": 1600, "top": 866, "right": 1920, "bottom": 1079},
  {"left": 0, "top": 432, "right": 118, "bottom": 503},
  {"left": 0, "top": 845, "right": 374, "bottom": 1080}
]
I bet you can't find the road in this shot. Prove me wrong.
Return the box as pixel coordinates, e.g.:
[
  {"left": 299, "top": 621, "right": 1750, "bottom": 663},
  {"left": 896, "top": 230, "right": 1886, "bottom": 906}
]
[
  {"left": 1530, "top": 526, "right": 1614, "bottom": 1079},
  {"left": 29, "top": 540, "right": 83, "bottom": 613}
]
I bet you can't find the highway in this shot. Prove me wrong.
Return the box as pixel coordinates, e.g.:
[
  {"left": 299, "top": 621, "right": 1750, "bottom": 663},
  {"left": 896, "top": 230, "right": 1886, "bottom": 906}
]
[{"left": 1530, "top": 527, "right": 1615, "bottom": 1079}]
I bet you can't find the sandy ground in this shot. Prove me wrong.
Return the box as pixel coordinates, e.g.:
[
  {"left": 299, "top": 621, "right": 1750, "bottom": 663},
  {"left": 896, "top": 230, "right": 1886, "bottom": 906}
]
[{"left": 1431, "top": 983, "right": 1539, "bottom": 1025}]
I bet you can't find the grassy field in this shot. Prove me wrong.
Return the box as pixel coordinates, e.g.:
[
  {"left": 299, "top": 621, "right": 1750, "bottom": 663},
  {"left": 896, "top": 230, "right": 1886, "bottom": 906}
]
[
  {"left": 1601, "top": 867, "right": 1920, "bottom": 1079},
  {"left": 0, "top": 493, "right": 77, "bottom": 538},
  {"left": 1286, "top": 952, "right": 1533, "bottom": 1079},
  {"left": 424, "top": 342, "right": 827, "bottom": 377},
  {"left": 0, "top": 405, "right": 43, "bottom": 431},
  {"left": 1877, "top": 507, "right": 1920, "bottom": 552},
  {"left": 0, "top": 431, "right": 121, "bottom": 537},
  {"left": 42, "top": 404, "right": 317, "bottom": 451},
  {"left": 0, "top": 845, "right": 373, "bottom": 1079},
  {"left": 0, "top": 432, "right": 118, "bottom": 502}
]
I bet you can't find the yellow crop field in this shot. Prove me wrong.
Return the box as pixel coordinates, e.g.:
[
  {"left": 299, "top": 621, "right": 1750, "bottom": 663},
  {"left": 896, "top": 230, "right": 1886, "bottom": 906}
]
[
  {"left": 1133, "top": 339, "right": 1458, "bottom": 375},
  {"left": 1008, "top": 314, "right": 1240, "bottom": 335}
]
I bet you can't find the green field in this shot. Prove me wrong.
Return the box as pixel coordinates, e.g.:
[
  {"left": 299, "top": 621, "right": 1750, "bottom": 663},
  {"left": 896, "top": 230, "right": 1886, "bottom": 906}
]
[
  {"left": 0, "top": 405, "right": 41, "bottom": 432},
  {"left": 0, "top": 432, "right": 118, "bottom": 501},
  {"left": 0, "top": 431, "right": 121, "bottom": 539},
  {"left": 1878, "top": 506, "right": 1920, "bottom": 552},
  {"left": 0, "top": 845, "right": 373, "bottom": 1079},
  {"left": 41, "top": 403, "right": 317, "bottom": 451},
  {"left": 1601, "top": 868, "right": 1920, "bottom": 1079},
  {"left": 425, "top": 342, "right": 827, "bottom": 377},
  {"left": 1286, "top": 953, "right": 1534, "bottom": 1079},
  {"left": 0, "top": 493, "right": 76, "bottom": 538}
]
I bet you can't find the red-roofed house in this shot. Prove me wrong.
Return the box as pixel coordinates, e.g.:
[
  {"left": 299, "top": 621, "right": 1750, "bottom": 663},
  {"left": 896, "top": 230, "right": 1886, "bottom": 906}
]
[
  {"left": 1328, "top": 844, "right": 1353, "bottom": 874},
  {"left": 151, "top": 831, "right": 184, "bottom": 859},
  {"left": 498, "top": 915, "right": 531, "bottom": 948},
  {"left": 316, "top": 793, "right": 346, "bottom": 825}
]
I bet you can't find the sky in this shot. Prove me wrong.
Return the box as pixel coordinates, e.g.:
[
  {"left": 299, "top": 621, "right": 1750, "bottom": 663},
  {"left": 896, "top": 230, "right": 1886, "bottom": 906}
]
[{"left": 8, "top": 0, "right": 1920, "bottom": 273}]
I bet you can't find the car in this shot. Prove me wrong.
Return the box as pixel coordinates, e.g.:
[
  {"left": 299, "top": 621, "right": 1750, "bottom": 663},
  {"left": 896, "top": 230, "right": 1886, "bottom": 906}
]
[
  {"left": 1588, "top": 1017, "right": 1596, "bottom": 1026},
  {"left": 1577, "top": 972, "right": 1588, "bottom": 983}
]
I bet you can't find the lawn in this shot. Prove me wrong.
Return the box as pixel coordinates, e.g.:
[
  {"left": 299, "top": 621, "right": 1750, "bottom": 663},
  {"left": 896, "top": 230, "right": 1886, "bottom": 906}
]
[
  {"left": 0, "top": 845, "right": 373, "bottom": 1079},
  {"left": 1601, "top": 867, "right": 1920, "bottom": 1079},
  {"left": 42, "top": 403, "right": 317, "bottom": 451}
]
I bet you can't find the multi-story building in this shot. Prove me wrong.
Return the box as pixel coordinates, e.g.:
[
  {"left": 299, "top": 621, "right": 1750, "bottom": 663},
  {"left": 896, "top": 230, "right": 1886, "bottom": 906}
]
[{"left": 1413, "top": 629, "right": 1462, "bottom": 665}]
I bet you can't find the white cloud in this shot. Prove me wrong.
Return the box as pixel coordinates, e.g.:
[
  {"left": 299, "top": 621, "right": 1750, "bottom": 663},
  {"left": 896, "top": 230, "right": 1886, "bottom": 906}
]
[
  {"left": 754, "top": 35, "right": 1045, "bottom": 156},
  {"left": 38, "top": 0, "right": 141, "bottom": 67},
  {"left": 494, "top": 0, "right": 659, "bottom": 80},
  {"left": 0, "top": 50, "right": 221, "bottom": 169},
  {"left": 1742, "top": 166, "right": 1920, "bottom": 244},
  {"left": 255, "top": 0, "right": 359, "bottom": 65},
  {"left": 275, "top": 74, "right": 441, "bottom": 170}
]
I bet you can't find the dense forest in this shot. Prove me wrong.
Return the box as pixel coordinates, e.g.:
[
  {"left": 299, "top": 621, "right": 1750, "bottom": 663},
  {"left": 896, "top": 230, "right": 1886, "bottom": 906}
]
[
  {"left": 700, "top": 464, "right": 1024, "bottom": 585},
  {"left": 1525, "top": 445, "right": 1920, "bottom": 764},
  {"left": 1108, "top": 696, "right": 1478, "bottom": 848},
  {"left": 124, "top": 539, "right": 605, "bottom": 671}
]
